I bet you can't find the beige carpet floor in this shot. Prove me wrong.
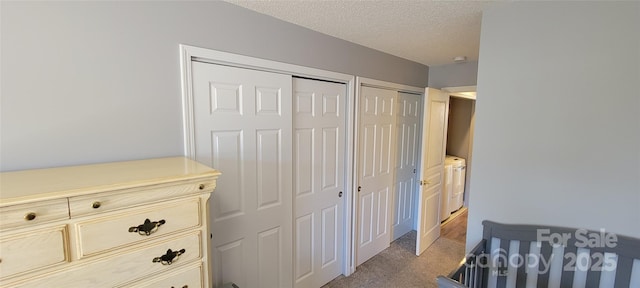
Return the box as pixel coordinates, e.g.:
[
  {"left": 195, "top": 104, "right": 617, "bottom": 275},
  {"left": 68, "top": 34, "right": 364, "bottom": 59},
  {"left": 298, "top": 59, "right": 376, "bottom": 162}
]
[{"left": 322, "top": 230, "right": 466, "bottom": 288}]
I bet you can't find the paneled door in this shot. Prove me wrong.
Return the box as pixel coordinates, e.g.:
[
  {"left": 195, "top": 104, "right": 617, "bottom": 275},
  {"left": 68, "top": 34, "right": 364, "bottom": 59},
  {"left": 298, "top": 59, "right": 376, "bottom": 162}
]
[
  {"left": 392, "top": 92, "right": 422, "bottom": 241},
  {"left": 357, "top": 86, "right": 397, "bottom": 265},
  {"left": 292, "top": 78, "right": 345, "bottom": 287},
  {"left": 415, "top": 87, "right": 449, "bottom": 255},
  {"left": 191, "top": 61, "right": 293, "bottom": 288}
]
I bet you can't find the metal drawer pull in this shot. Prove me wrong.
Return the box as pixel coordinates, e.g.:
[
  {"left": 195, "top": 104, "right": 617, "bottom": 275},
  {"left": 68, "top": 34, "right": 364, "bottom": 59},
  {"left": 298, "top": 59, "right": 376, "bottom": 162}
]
[
  {"left": 152, "top": 248, "right": 185, "bottom": 265},
  {"left": 128, "top": 218, "right": 166, "bottom": 236},
  {"left": 24, "top": 212, "right": 37, "bottom": 221},
  {"left": 171, "top": 286, "right": 188, "bottom": 288}
]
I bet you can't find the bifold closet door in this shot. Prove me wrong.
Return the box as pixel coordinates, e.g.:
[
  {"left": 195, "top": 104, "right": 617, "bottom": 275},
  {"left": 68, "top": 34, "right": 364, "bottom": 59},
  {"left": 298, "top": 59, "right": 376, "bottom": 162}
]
[
  {"left": 191, "top": 61, "right": 293, "bottom": 288},
  {"left": 392, "top": 92, "right": 422, "bottom": 241},
  {"left": 292, "top": 78, "right": 346, "bottom": 287},
  {"left": 356, "top": 86, "right": 397, "bottom": 265}
]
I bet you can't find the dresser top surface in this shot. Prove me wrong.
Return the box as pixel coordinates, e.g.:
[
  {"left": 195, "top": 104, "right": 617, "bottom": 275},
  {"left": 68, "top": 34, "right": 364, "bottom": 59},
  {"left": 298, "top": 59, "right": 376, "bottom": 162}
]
[{"left": 0, "top": 157, "right": 220, "bottom": 205}]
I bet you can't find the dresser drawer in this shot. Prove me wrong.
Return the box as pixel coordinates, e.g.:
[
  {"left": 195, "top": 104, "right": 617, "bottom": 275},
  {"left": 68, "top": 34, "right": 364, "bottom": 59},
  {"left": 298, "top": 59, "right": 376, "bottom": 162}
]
[
  {"left": 75, "top": 197, "right": 202, "bottom": 258},
  {"left": 125, "top": 262, "right": 203, "bottom": 288},
  {"left": 0, "top": 199, "right": 69, "bottom": 230},
  {"left": 13, "top": 232, "right": 202, "bottom": 288},
  {"left": 0, "top": 225, "right": 69, "bottom": 279},
  {"left": 69, "top": 179, "right": 214, "bottom": 217}
]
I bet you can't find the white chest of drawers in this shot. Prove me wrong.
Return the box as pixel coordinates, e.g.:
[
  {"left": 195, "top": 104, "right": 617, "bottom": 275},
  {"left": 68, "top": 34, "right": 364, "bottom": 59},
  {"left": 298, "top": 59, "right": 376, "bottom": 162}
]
[{"left": 0, "top": 157, "right": 220, "bottom": 288}]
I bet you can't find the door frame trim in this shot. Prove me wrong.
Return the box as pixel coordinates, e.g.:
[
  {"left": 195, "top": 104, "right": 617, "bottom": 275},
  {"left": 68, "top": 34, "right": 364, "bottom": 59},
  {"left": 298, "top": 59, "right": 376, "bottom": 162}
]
[
  {"left": 179, "top": 44, "right": 358, "bottom": 276},
  {"left": 442, "top": 85, "right": 477, "bottom": 208},
  {"left": 353, "top": 76, "right": 423, "bottom": 266},
  {"left": 359, "top": 77, "right": 426, "bottom": 94},
  {"left": 441, "top": 85, "right": 477, "bottom": 94},
  {"left": 443, "top": 85, "right": 477, "bottom": 100}
]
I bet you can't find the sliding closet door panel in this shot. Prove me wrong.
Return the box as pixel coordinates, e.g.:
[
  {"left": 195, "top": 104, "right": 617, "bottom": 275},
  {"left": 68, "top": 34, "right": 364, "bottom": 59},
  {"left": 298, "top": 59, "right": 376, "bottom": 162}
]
[
  {"left": 293, "top": 78, "right": 345, "bottom": 288},
  {"left": 393, "top": 92, "right": 422, "bottom": 240},
  {"left": 192, "top": 61, "right": 292, "bottom": 288},
  {"left": 357, "top": 86, "right": 397, "bottom": 265}
]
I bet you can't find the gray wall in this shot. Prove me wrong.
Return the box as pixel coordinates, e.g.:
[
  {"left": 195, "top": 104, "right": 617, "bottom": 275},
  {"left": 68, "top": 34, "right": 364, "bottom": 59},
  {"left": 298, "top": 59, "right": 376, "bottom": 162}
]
[
  {"left": 0, "top": 1, "right": 429, "bottom": 172},
  {"left": 446, "top": 97, "right": 473, "bottom": 159},
  {"left": 467, "top": 1, "right": 640, "bottom": 251},
  {"left": 446, "top": 97, "right": 475, "bottom": 206},
  {"left": 427, "top": 61, "right": 478, "bottom": 89}
]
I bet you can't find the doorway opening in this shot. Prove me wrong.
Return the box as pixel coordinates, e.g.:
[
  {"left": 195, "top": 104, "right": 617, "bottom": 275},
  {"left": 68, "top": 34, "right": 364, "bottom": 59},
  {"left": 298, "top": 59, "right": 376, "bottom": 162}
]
[
  {"left": 388, "top": 88, "right": 450, "bottom": 256},
  {"left": 439, "top": 88, "right": 476, "bottom": 245}
]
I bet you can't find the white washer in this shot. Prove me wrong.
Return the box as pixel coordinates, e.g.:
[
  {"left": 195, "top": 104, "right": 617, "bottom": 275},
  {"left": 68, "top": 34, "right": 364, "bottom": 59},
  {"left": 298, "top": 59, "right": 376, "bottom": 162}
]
[
  {"left": 445, "top": 155, "right": 466, "bottom": 215},
  {"left": 440, "top": 161, "right": 453, "bottom": 221}
]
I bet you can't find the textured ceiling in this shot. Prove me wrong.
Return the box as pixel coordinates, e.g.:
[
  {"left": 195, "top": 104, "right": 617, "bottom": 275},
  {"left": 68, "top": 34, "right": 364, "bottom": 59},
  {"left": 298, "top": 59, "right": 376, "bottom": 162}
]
[{"left": 226, "top": 0, "right": 501, "bottom": 67}]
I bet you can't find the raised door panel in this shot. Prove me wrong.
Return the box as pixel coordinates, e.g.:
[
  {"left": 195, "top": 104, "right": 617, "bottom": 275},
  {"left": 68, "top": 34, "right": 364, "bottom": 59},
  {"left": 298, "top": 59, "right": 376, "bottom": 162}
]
[
  {"left": 322, "top": 128, "right": 339, "bottom": 190},
  {"left": 295, "top": 129, "right": 314, "bottom": 198},
  {"left": 213, "top": 239, "right": 244, "bottom": 287},
  {"left": 295, "top": 214, "right": 313, "bottom": 282},
  {"left": 210, "top": 131, "right": 244, "bottom": 220},
  {"left": 293, "top": 78, "right": 345, "bottom": 288},
  {"left": 357, "top": 86, "right": 397, "bottom": 266},
  {"left": 426, "top": 100, "right": 447, "bottom": 169},
  {"left": 257, "top": 227, "right": 282, "bottom": 288},
  {"left": 375, "top": 187, "right": 389, "bottom": 237},
  {"left": 192, "top": 62, "right": 292, "bottom": 288},
  {"left": 209, "top": 82, "right": 242, "bottom": 115},
  {"left": 359, "top": 191, "right": 375, "bottom": 247},
  {"left": 361, "top": 124, "right": 377, "bottom": 179},
  {"left": 321, "top": 205, "right": 338, "bottom": 268},
  {"left": 378, "top": 124, "right": 394, "bottom": 175},
  {"left": 256, "top": 129, "right": 283, "bottom": 209},
  {"left": 393, "top": 178, "right": 415, "bottom": 240}
]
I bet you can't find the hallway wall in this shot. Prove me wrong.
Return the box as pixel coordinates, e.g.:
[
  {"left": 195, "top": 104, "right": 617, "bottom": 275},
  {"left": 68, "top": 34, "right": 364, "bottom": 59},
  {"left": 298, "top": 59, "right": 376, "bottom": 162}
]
[
  {"left": 1, "top": 1, "right": 429, "bottom": 172},
  {"left": 468, "top": 1, "right": 640, "bottom": 251}
]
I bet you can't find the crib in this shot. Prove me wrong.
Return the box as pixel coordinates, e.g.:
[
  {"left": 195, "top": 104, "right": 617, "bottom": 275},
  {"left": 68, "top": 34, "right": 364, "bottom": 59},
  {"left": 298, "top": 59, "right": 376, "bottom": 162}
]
[{"left": 437, "top": 221, "right": 640, "bottom": 288}]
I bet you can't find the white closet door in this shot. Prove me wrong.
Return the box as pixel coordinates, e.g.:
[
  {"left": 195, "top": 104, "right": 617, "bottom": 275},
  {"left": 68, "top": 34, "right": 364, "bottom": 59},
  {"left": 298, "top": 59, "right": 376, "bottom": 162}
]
[
  {"left": 292, "top": 78, "right": 345, "bottom": 288},
  {"left": 392, "top": 92, "right": 422, "bottom": 241},
  {"left": 416, "top": 87, "right": 449, "bottom": 256},
  {"left": 357, "top": 86, "right": 397, "bottom": 265},
  {"left": 192, "top": 61, "right": 293, "bottom": 288}
]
